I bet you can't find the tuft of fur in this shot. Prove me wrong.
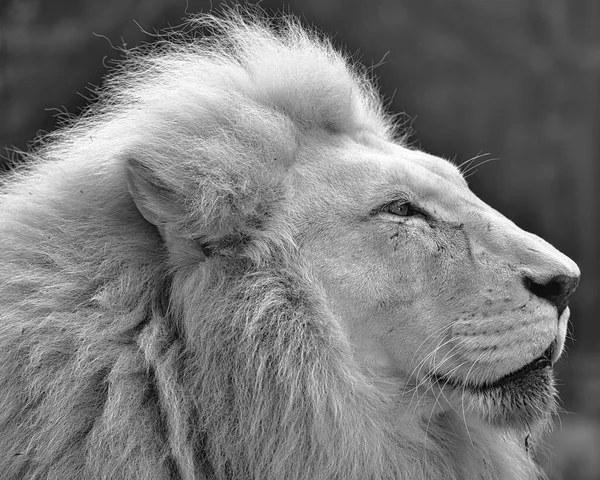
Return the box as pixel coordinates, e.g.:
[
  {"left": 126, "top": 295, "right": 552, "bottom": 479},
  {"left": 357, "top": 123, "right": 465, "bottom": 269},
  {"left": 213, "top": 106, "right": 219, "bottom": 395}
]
[{"left": 0, "top": 10, "right": 545, "bottom": 480}]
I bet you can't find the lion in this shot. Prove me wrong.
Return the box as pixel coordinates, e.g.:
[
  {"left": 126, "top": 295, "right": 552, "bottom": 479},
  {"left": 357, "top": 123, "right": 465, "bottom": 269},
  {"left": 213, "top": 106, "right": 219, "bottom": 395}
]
[{"left": 0, "top": 10, "right": 580, "bottom": 480}]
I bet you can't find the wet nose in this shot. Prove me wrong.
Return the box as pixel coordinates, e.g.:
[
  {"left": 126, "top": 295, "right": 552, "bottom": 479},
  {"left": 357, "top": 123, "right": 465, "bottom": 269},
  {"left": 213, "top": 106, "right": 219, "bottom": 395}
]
[{"left": 523, "top": 274, "right": 580, "bottom": 316}]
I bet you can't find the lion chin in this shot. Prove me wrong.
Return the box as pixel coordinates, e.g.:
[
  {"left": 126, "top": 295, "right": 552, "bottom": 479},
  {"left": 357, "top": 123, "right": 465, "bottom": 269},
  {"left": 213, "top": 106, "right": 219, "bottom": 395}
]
[
  {"left": 433, "top": 344, "right": 558, "bottom": 430},
  {"left": 0, "top": 7, "right": 580, "bottom": 480}
]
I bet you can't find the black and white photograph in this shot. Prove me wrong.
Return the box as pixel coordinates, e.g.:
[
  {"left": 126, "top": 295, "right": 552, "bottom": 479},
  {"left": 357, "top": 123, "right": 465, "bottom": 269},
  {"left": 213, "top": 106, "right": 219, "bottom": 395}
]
[{"left": 1, "top": 1, "right": 598, "bottom": 479}]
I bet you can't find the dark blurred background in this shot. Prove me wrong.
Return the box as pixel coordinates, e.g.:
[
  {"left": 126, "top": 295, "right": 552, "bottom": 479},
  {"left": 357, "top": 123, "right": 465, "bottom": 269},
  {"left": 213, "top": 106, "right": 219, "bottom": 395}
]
[{"left": 1, "top": 0, "right": 598, "bottom": 477}]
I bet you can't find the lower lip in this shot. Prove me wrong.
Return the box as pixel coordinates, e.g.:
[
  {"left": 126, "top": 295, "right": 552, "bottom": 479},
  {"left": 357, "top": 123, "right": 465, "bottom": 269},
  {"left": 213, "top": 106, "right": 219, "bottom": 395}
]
[
  {"left": 431, "top": 343, "right": 555, "bottom": 391},
  {"left": 477, "top": 342, "right": 555, "bottom": 390},
  {"left": 485, "top": 356, "right": 551, "bottom": 389}
]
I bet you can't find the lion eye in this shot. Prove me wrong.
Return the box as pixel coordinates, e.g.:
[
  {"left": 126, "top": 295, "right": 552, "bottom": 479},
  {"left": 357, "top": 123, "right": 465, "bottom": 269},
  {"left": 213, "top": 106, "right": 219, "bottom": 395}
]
[{"left": 384, "top": 201, "right": 414, "bottom": 217}]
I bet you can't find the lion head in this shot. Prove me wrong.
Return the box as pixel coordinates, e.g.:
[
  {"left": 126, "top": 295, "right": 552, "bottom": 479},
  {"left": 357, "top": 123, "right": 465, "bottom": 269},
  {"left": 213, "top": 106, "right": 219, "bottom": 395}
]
[
  {"left": 291, "top": 141, "right": 579, "bottom": 429},
  {"left": 0, "top": 10, "right": 579, "bottom": 480}
]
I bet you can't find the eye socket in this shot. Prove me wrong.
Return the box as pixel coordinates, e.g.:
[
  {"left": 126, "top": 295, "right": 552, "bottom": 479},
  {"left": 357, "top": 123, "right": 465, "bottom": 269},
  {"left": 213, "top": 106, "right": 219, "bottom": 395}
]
[{"left": 381, "top": 200, "right": 420, "bottom": 217}]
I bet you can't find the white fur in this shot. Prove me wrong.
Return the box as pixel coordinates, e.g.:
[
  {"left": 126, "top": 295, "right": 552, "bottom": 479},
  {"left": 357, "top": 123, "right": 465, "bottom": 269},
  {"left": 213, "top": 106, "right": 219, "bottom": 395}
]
[{"left": 0, "top": 10, "right": 547, "bottom": 479}]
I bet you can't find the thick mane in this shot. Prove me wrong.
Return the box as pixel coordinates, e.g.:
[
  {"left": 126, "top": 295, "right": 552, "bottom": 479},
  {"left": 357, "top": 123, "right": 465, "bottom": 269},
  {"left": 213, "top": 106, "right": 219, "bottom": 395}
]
[{"left": 0, "top": 11, "right": 542, "bottom": 480}]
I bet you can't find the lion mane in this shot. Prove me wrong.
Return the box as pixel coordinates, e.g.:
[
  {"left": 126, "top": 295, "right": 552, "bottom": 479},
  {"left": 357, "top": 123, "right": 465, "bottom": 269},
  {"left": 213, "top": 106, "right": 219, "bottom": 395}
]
[{"left": 0, "top": 11, "right": 544, "bottom": 480}]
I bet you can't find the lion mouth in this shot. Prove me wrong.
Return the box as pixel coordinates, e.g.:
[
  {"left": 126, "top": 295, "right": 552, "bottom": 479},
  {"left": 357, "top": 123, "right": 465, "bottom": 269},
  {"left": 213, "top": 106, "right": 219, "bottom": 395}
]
[
  {"left": 479, "top": 342, "right": 554, "bottom": 390},
  {"left": 432, "top": 342, "right": 555, "bottom": 391},
  {"left": 429, "top": 343, "right": 558, "bottom": 428}
]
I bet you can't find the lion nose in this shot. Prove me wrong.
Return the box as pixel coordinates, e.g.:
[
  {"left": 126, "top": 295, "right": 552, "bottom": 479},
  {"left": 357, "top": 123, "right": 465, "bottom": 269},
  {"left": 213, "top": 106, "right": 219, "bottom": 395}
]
[{"left": 523, "top": 274, "right": 580, "bottom": 316}]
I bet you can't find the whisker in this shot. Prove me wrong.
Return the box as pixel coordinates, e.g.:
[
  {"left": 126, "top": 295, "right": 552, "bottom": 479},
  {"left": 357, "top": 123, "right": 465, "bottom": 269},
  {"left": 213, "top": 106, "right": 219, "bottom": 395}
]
[
  {"left": 407, "top": 343, "right": 464, "bottom": 415},
  {"left": 463, "top": 157, "right": 499, "bottom": 178},
  {"left": 456, "top": 152, "right": 489, "bottom": 173},
  {"left": 402, "top": 336, "right": 456, "bottom": 405}
]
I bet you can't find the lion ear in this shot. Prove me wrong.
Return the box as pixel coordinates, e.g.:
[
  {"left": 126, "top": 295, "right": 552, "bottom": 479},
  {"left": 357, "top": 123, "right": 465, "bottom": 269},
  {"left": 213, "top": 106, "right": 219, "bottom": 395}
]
[
  {"left": 125, "top": 158, "right": 183, "bottom": 235},
  {"left": 125, "top": 158, "right": 208, "bottom": 264}
]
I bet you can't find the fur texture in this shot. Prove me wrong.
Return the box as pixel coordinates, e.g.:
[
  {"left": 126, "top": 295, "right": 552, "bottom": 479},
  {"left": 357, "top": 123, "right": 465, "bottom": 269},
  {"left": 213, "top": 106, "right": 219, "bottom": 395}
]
[{"left": 0, "top": 10, "right": 572, "bottom": 479}]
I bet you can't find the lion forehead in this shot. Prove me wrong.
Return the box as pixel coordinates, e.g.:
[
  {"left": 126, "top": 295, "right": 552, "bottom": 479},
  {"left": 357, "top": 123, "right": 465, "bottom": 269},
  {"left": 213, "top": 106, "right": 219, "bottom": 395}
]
[{"left": 290, "top": 141, "right": 471, "bottom": 223}]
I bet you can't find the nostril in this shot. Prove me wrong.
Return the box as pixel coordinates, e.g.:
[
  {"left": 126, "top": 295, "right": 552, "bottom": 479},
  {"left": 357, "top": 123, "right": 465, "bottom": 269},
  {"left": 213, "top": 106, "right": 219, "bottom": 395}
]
[
  {"left": 529, "top": 278, "right": 562, "bottom": 298},
  {"left": 523, "top": 274, "right": 580, "bottom": 316}
]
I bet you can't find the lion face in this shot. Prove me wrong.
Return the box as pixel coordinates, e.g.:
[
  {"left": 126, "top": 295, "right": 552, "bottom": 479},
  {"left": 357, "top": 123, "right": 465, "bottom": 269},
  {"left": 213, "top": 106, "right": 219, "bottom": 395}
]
[{"left": 289, "top": 137, "right": 579, "bottom": 429}]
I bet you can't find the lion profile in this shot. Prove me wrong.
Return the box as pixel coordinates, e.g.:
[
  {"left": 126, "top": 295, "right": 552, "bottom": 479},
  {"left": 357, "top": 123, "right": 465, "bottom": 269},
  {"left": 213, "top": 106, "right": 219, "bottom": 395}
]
[{"left": 0, "top": 10, "right": 579, "bottom": 480}]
